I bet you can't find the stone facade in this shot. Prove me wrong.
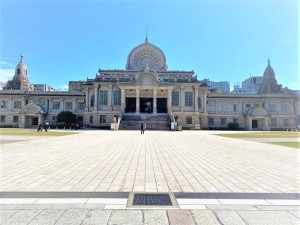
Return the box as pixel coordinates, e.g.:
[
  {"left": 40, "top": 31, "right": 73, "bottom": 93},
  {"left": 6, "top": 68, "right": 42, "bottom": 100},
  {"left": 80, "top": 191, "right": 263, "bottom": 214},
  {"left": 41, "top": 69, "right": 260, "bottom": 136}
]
[{"left": 0, "top": 39, "right": 299, "bottom": 130}]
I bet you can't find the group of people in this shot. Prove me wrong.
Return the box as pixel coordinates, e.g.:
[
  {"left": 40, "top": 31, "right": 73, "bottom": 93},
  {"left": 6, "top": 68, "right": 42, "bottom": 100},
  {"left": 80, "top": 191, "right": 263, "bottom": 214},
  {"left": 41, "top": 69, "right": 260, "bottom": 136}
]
[{"left": 37, "top": 122, "right": 49, "bottom": 132}]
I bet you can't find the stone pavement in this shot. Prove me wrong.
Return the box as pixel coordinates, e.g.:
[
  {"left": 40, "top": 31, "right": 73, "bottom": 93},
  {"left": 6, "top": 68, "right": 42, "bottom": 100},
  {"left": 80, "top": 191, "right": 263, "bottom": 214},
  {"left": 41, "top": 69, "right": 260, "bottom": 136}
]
[
  {"left": 1, "top": 130, "right": 299, "bottom": 224},
  {"left": 0, "top": 130, "right": 299, "bottom": 193},
  {"left": 1, "top": 202, "right": 300, "bottom": 225}
]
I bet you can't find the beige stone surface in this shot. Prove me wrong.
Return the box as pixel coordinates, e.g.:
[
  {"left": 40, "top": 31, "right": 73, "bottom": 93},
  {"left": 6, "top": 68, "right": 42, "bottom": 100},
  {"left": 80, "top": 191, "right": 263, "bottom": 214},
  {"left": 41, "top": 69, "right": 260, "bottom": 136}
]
[{"left": 0, "top": 130, "right": 298, "bottom": 193}]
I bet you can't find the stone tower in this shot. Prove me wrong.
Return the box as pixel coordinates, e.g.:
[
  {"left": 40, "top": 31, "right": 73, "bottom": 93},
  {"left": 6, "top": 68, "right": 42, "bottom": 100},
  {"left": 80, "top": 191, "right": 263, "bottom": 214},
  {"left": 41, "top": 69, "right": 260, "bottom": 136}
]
[
  {"left": 258, "top": 59, "right": 282, "bottom": 94},
  {"left": 5, "top": 55, "right": 33, "bottom": 91}
]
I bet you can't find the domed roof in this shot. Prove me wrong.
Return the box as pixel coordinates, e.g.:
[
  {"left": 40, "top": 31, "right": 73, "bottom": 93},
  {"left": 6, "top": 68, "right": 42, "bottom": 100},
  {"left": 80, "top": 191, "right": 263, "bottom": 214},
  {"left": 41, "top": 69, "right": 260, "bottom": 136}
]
[
  {"left": 263, "top": 58, "right": 275, "bottom": 80},
  {"left": 126, "top": 37, "right": 167, "bottom": 71},
  {"left": 258, "top": 58, "right": 281, "bottom": 94},
  {"left": 14, "top": 55, "right": 28, "bottom": 78}
]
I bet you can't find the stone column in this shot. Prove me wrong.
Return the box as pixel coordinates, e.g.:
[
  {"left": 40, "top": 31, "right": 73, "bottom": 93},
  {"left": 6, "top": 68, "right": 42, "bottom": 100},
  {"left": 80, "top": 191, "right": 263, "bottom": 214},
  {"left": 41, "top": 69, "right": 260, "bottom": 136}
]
[
  {"left": 108, "top": 84, "right": 113, "bottom": 110},
  {"left": 48, "top": 98, "right": 52, "bottom": 113},
  {"left": 94, "top": 85, "right": 98, "bottom": 112},
  {"left": 153, "top": 87, "right": 157, "bottom": 114},
  {"left": 9, "top": 97, "right": 13, "bottom": 112},
  {"left": 194, "top": 86, "right": 198, "bottom": 112},
  {"left": 74, "top": 98, "right": 77, "bottom": 113},
  {"left": 20, "top": 115, "right": 25, "bottom": 128},
  {"left": 61, "top": 98, "right": 65, "bottom": 111},
  {"left": 22, "top": 97, "right": 26, "bottom": 108},
  {"left": 248, "top": 117, "right": 252, "bottom": 131},
  {"left": 136, "top": 88, "right": 140, "bottom": 113},
  {"left": 85, "top": 87, "right": 89, "bottom": 111},
  {"left": 180, "top": 86, "right": 185, "bottom": 111},
  {"left": 167, "top": 88, "right": 172, "bottom": 111},
  {"left": 121, "top": 87, "right": 125, "bottom": 113},
  {"left": 264, "top": 117, "right": 269, "bottom": 131},
  {"left": 290, "top": 100, "right": 295, "bottom": 114},
  {"left": 203, "top": 89, "right": 207, "bottom": 113}
]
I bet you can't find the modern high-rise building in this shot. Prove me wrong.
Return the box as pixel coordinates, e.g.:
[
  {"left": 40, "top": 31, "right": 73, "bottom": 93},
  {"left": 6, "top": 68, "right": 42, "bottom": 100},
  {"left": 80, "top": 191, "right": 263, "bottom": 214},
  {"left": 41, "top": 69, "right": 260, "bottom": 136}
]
[
  {"left": 242, "top": 76, "right": 263, "bottom": 92},
  {"left": 202, "top": 79, "right": 230, "bottom": 93}
]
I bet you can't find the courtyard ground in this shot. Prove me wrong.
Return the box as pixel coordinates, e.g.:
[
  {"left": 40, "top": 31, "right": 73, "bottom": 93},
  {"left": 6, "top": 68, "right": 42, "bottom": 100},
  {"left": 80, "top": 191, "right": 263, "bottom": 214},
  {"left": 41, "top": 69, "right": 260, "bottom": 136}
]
[{"left": 0, "top": 129, "right": 299, "bottom": 224}]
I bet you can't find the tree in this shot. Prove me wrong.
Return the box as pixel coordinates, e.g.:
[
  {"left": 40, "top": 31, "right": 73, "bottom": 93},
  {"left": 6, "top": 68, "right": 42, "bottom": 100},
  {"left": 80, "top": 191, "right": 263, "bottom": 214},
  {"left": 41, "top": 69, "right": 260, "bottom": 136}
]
[
  {"left": 228, "top": 122, "right": 240, "bottom": 130},
  {"left": 57, "top": 111, "right": 76, "bottom": 125}
]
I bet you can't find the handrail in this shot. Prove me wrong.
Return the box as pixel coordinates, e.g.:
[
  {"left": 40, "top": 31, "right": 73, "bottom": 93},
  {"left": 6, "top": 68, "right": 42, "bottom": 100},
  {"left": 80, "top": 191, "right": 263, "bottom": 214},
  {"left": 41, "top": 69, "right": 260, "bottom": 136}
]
[
  {"left": 168, "top": 109, "right": 175, "bottom": 123},
  {"left": 116, "top": 113, "right": 123, "bottom": 130}
]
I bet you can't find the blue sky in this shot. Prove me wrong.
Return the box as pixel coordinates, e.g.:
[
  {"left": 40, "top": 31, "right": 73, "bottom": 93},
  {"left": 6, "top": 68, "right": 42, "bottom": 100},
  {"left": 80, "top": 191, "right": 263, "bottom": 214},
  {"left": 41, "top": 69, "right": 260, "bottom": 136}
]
[{"left": 1, "top": 0, "right": 298, "bottom": 90}]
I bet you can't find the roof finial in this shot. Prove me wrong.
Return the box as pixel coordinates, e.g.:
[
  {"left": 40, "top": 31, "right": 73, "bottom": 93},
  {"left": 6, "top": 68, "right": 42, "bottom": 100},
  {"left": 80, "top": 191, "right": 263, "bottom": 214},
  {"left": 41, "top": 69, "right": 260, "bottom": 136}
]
[
  {"left": 268, "top": 57, "right": 270, "bottom": 66},
  {"left": 20, "top": 54, "right": 24, "bottom": 63},
  {"left": 145, "top": 29, "right": 148, "bottom": 42}
]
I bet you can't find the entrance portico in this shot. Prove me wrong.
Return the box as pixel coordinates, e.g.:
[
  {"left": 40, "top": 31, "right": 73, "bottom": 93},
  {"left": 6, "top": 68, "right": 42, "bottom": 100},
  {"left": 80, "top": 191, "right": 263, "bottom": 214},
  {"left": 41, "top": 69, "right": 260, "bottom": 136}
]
[
  {"left": 122, "top": 86, "right": 172, "bottom": 114},
  {"left": 19, "top": 103, "right": 45, "bottom": 128},
  {"left": 245, "top": 106, "right": 270, "bottom": 131},
  {"left": 119, "top": 68, "right": 174, "bottom": 114}
]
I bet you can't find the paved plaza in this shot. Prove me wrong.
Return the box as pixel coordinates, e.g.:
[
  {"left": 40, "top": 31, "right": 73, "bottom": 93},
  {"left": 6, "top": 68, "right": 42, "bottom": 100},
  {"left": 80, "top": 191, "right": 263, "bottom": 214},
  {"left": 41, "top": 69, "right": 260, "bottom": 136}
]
[
  {"left": 1, "top": 130, "right": 299, "bottom": 224},
  {"left": 0, "top": 130, "right": 298, "bottom": 193}
]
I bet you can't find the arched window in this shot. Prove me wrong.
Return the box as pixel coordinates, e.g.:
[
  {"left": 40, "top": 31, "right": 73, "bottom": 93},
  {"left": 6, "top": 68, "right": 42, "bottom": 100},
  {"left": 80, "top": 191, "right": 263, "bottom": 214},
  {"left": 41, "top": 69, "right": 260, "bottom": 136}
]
[
  {"left": 17, "top": 68, "right": 20, "bottom": 74},
  {"left": 90, "top": 95, "right": 95, "bottom": 107}
]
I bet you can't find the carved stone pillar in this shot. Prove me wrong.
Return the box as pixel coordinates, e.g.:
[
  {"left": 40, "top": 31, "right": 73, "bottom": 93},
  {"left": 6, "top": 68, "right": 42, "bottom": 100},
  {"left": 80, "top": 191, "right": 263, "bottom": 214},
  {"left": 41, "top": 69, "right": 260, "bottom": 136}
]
[
  {"left": 48, "top": 98, "right": 52, "bottom": 113},
  {"left": 194, "top": 86, "right": 198, "bottom": 112},
  {"left": 264, "top": 117, "right": 269, "bottom": 131},
  {"left": 74, "top": 98, "right": 77, "bottom": 113},
  {"left": 248, "top": 117, "right": 252, "bottom": 131},
  {"left": 85, "top": 87, "right": 89, "bottom": 111},
  {"left": 108, "top": 84, "right": 113, "bottom": 110},
  {"left": 203, "top": 89, "right": 207, "bottom": 113},
  {"left": 94, "top": 85, "right": 98, "bottom": 112},
  {"left": 180, "top": 86, "right": 185, "bottom": 111},
  {"left": 61, "top": 98, "right": 65, "bottom": 111},
  {"left": 167, "top": 88, "right": 172, "bottom": 111},
  {"left": 153, "top": 87, "right": 157, "bottom": 114},
  {"left": 136, "top": 88, "right": 140, "bottom": 113},
  {"left": 121, "top": 87, "right": 125, "bottom": 112}
]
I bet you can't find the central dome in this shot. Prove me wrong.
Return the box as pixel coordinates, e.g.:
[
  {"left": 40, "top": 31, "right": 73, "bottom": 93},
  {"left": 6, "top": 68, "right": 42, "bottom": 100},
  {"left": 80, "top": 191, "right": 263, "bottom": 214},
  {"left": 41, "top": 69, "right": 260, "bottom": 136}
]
[{"left": 126, "top": 37, "right": 167, "bottom": 71}]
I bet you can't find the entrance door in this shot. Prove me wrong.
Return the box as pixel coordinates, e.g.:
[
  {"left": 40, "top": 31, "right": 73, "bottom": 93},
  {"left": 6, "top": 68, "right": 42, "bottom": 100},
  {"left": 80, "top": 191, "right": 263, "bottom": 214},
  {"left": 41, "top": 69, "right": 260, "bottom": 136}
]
[
  {"left": 32, "top": 117, "right": 38, "bottom": 125},
  {"left": 125, "top": 98, "right": 136, "bottom": 113},
  {"left": 140, "top": 98, "right": 153, "bottom": 113},
  {"left": 252, "top": 120, "right": 258, "bottom": 129},
  {"left": 157, "top": 98, "right": 167, "bottom": 113}
]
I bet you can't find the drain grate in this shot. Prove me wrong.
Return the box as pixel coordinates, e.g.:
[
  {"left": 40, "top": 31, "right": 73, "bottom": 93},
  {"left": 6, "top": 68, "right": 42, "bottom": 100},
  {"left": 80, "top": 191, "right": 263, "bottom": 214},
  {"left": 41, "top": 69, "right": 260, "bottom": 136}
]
[{"left": 133, "top": 193, "right": 173, "bottom": 206}]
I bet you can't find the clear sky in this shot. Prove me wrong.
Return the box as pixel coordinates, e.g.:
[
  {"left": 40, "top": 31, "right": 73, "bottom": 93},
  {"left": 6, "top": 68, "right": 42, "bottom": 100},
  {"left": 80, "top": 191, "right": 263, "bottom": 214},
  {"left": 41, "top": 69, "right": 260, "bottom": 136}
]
[{"left": 1, "top": 0, "right": 298, "bottom": 91}]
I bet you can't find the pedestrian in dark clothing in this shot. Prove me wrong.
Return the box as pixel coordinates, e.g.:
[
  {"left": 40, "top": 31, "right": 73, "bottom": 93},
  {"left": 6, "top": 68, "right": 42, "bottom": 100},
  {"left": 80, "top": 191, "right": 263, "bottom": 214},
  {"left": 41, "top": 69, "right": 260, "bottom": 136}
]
[
  {"left": 141, "top": 122, "right": 146, "bottom": 134},
  {"left": 37, "top": 123, "right": 42, "bottom": 132},
  {"left": 44, "top": 122, "right": 49, "bottom": 132}
]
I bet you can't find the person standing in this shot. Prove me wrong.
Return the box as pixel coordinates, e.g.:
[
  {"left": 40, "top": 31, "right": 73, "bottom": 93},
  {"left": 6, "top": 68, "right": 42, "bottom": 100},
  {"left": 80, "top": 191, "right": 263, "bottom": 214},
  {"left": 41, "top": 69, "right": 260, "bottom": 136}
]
[{"left": 141, "top": 122, "right": 146, "bottom": 134}]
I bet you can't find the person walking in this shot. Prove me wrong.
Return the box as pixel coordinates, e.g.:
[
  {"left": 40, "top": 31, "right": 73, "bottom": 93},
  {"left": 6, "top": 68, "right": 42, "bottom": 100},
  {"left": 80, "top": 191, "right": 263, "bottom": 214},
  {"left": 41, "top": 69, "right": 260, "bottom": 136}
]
[
  {"left": 141, "top": 122, "right": 146, "bottom": 134},
  {"left": 37, "top": 123, "right": 42, "bottom": 132}
]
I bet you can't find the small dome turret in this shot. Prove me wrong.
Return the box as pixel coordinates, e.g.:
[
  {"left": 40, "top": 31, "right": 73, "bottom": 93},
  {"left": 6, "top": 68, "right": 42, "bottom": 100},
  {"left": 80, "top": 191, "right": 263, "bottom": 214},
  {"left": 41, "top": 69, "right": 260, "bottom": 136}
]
[
  {"left": 15, "top": 55, "right": 28, "bottom": 76},
  {"left": 263, "top": 58, "right": 275, "bottom": 80},
  {"left": 5, "top": 55, "right": 33, "bottom": 91},
  {"left": 258, "top": 58, "right": 282, "bottom": 94}
]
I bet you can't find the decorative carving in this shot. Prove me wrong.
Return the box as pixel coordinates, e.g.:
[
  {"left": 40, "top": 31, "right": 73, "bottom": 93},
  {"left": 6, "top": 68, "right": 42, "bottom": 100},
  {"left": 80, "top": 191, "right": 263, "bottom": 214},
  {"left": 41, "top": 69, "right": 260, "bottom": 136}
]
[{"left": 127, "top": 41, "right": 167, "bottom": 71}]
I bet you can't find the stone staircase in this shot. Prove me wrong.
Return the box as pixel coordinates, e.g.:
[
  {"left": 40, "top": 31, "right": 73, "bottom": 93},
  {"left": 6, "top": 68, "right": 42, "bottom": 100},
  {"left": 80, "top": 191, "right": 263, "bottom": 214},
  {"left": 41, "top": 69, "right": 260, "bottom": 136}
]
[{"left": 119, "top": 113, "right": 171, "bottom": 130}]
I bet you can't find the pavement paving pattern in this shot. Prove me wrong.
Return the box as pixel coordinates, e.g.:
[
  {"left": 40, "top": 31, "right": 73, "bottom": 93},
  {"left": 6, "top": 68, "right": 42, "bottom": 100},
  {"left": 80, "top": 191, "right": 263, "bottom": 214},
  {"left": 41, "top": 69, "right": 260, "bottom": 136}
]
[
  {"left": 1, "top": 205, "right": 299, "bottom": 225},
  {"left": 0, "top": 130, "right": 298, "bottom": 193},
  {"left": 1, "top": 130, "right": 299, "bottom": 224}
]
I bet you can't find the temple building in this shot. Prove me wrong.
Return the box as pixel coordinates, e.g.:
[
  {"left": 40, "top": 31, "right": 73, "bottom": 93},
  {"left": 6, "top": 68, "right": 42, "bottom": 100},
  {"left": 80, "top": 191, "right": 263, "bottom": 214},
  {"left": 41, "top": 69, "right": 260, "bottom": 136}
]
[{"left": 1, "top": 38, "right": 299, "bottom": 130}]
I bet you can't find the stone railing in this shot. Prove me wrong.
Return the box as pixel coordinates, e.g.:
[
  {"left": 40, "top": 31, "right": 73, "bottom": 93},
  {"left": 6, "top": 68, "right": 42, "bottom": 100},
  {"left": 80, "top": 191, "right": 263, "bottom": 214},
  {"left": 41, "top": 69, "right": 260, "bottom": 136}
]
[{"left": 168, "top": 109, "right": 175, "bottom": 123}]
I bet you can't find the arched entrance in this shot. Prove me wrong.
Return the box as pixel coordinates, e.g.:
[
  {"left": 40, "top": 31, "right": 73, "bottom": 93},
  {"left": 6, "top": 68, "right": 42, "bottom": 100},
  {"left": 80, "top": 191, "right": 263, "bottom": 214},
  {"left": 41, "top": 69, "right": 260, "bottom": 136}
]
[
  {"left": 19, "top": 103, "right": 45, "bottom": 128},
  {"left": 245, "top": 106, "right": 270, "bottom": 131}
]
